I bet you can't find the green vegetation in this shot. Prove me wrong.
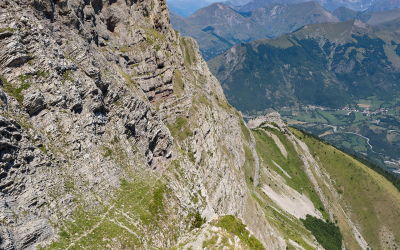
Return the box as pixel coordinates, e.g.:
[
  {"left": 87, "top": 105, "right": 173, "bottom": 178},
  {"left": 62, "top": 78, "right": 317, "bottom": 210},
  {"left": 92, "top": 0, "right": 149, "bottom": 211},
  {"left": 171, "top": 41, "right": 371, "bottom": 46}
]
[
  {"left": 0, "top": 75, "right": 31, "bottom": 105},
  {"left": 292, "top": 127, "right": 400, "bottom": 249},
  {"left": 192, "top": 93, "right": 212, "bottom": 110},
  {"left": 37, "top": 70, "right": 49, "bottom": 77},
  {"left": 39, "top": 146, "right": 47, "bottom": 154},
  {"left": 301, "top": 215, "right": 342, "bottom": 250},
  {"left": 144, "top": 27, "right": 165, "bottom": 52},
  {"left": 202, "top": 235, "right": 218, "bottom": 248},
  {"left": 111, "top": 135, "right": 120, "bottom": 145},
  {"left": 215, "top": 215, "right": 264, "bottom": 250},
  {"left": 191, "top": 211, "right": 205, "bottom": 229},
  {"left": 103, "top": 147, "right": 112, "bottom": 157},
  {"left": 65, "top": 180, "right": 75, "bottom": 191},
  {"left": 181, "top": 37, "right": 195, "bottom": 66},
  {"left": 252, "top": 128, "right": 329, "bottom": 220},
  {"left": 243, "top": 144, "right": 256, "bottom": 188},
  {"left": 240, "top": 118, "right": 252, "bottom": 143},
  {"left": 118, "top": 70, "right": 138, "bottom": 90},
  {"left": 297, "top": 128, "right": 400, "bottom": 193},
  {"left": 173, "top": 69, "right": 184, "bottom": 97},
  {"left": 0, "top": 27, "right": 16, "bottom": 33},
  {"left": 119, "top": 45, "right": 130, "bottom": 53},
  {"left": 48, "top": 175, "right": 178, "bottom": 249},
  {"left": 167, "top": 117, "right": 193, "bottom": 141},
  {"left": 146, "top": 27, "right": 166, "bottom": 41},
  {"left": 62, "top": 70, "right": 73, "bottom": 83}
]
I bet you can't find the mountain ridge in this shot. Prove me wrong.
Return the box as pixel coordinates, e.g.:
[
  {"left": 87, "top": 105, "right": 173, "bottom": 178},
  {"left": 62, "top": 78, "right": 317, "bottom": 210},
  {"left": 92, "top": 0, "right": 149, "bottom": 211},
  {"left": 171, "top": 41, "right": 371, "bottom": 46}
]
[
  {"left": 208, "top": 19, "right": 400, "bottom": 112},
  {"left": 171, "top": 1, "right": 346, "bottom": 60},
  {"left": 366, "top": 0, "right": 400, "bottom": 12},
  {"left": 240, "top": 0, "right": 395, "bottom": 12}
]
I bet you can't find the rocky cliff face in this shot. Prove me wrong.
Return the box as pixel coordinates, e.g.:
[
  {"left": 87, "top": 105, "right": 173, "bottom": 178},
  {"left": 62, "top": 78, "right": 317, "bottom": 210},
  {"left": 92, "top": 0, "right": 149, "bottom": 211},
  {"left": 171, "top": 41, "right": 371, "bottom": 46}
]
[{"left": 0, "top": 0, "right": 285, "bottom": 248}]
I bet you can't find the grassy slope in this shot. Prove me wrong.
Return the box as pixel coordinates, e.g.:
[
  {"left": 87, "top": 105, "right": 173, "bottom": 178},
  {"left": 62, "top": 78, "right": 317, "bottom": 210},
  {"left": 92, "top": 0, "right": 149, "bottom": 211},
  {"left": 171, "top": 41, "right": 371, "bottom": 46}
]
[
  {"left": 47, "top": 170, "right": 180, "bottom": 249},
  {"left": 290, "top": 127, "right": 400, "bottom": 249},
  {"left": 241, "top": 126, "right": 323, "bottom": 249},
  {"left": 252, "top": 128, "right": 328, "bottom": 219},
  {"left": 241, "top": 121, "right": 400, "bottom": 249}
]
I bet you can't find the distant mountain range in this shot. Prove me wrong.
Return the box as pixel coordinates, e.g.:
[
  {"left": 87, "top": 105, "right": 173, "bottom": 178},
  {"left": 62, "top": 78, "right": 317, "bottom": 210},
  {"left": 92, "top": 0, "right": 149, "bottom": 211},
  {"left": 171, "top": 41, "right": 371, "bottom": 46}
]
[
  {"left": 171, "top": 1, "right": 400, "bottom": 60},
  {"left": 239, "top": 0, "right": 307, "bottom": 12},
  {"left": 365, "top": 0, "right": 400, "bottom": 12},
  {"left": 208, "top": 19, "right": 400, "bottom": 112},
  {"left": 334, "top": 6, "right": 400, "bottom": 23},
  {"left": 166, "top": 0, "right": 253, "bottom": 17},
  {"left": 378, "top": 16, "right": 400, "bottom": 32},
  {"left": 167, "top": 0, "right": 400, "bottom": 18},
  {"left": 224, "top": 0, "right": 254, "bottom": 6},
  {"left": 166, "top": 0, "right": 211, "bottom": 17},
  {"left": 240, "top": 0, "right": 398, "bottom": 12}
]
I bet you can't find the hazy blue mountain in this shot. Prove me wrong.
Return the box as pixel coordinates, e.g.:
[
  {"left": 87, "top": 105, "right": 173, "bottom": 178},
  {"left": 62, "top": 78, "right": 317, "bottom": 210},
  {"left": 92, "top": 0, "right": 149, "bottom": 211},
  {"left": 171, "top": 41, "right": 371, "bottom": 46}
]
[
  {"left": 224, "top": 0, "right": 254, "bottom": 6},
  {"left": 239, "top": 0, "right": 307, "bottom": 12},
  {"left": 240, "top": 0, "right": 392, "bottom": 12},
  {"left": 250, "top": 1, "right": 338, "bottom": 38},
  {"left": 170, "top": 12, "right": 234, "bottom": 60},
  {"left": 377, "top": 16, "right": 400, "bottom": 32},
  {"left": 333, "top": 7, "right": 400, "bottom": 25},
  {"left": 366, "top": 0, "right": 400, "bottom": 12},
  {"left": 171, "top": 1, "right": 339, "bottom": 60},
  {"left": 167, "top": 0, "right": 211, "bottom": 17}
]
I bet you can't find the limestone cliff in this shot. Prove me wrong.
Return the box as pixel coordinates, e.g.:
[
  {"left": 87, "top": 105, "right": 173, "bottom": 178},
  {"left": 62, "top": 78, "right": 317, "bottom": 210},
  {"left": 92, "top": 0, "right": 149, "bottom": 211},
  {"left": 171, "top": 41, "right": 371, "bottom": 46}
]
[{"left": 0, "top": 0, "right": 284, "bottom": 248}]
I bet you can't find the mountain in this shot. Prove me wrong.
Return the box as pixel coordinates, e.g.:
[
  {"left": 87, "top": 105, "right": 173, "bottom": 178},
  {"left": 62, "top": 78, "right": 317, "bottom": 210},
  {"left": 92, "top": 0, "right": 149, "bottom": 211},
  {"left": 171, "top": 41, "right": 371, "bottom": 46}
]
[
  {"left": 166, "top": 0, "right": 211, "bottom": 17},
  {"left": 333, "top": 6, "right": 400, "bottom": 25},
  {"left": 239, "top": 0, "right": 307, "bottom": 12},
  {"left": 332, "top": 6, "right": 364, "bottom": 21},
  {"left": 208, "top": 19, "right": 400, "bottom": 111},
  {"left": 250, "top": 1, "right": 338, "bottom": 37},
  {"left": 2, "top": 0, "right": 400, "bottom": 249},
  {"left": 366, "top": 0, "right": 400, "bottom": 12},
  {"left": 208, "top": 19, "right": 400, "bottom": 170},
  {"left": 209, "top": 20, "right": 400, "bottom": 112},
  {"left": 170, "top": 12, "right": 233, "bottom": 60},
  {"left": 224, "top": 0, "right": 254, "bottom": 6},
  {"left": 171, "top": 1, "right": 400, "bottom": 61},
  {"left": 171, "top": 1, "right": 339, "bottom": 60},
  {"left": 378, "top": 16, "right": 400, "bottom": 32},
  {"left": 240, "top": 0, "right": 391, "bottom": 12},
  {"left": 186, "top": 3, "right": 265, "bottom": 44}
]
